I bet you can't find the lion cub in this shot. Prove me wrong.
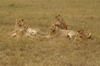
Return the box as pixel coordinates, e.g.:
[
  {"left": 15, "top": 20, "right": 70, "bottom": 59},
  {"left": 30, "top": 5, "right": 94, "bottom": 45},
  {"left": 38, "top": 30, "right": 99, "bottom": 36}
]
[
  {"left": 43, "top": 23, "right": 76, "bottom": 39},
  {"left": 54, "top": 15, "right": 69, "bottom": 30},
  {"left": 74, "top": 30, "right": 91, "bottom": 42},
  {"left": 23, "top": 25, "right": 47, "bottom": 36}
]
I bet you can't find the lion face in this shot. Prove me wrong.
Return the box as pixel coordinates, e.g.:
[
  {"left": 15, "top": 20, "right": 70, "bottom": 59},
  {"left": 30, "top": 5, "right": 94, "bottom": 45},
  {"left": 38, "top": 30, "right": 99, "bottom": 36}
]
[
  {"left": 49, "top": 23, "right": 57, "bottom": 32},
  {"left": 54, "top": 14, "right": 62, "bottom": 21},
  {"left": 76, "top": 30, "right": 91, "bottom": 39},
  {"left": 77, "top": 30, "right": 84, "bottom": 35},
  {"left": 16, "top": 19, "right": 24, "bottom": 26},
  {"left": 77, "top": 30, "right": 85, "bottom": 38},
  {"left": 23, "top": 25, "right": 29, "bottom": 31},
  {"left": 55, "top": 21, "right": 61, "bottom": 26},
  {"left": 55, "top": 21, "right": 62, "bottom": 28}
]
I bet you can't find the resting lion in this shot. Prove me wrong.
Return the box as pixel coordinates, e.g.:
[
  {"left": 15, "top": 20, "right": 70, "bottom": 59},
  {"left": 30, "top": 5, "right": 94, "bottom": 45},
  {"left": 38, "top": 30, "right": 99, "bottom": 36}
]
[
  {"left": 74, "top": 30, "right": 91, "bottom": 42},
  {"left": 43, "top": 23, "right": 76, "bottom": 39},
  {"left": 23, "top": 25, "right": 47, "bottom": 36}
]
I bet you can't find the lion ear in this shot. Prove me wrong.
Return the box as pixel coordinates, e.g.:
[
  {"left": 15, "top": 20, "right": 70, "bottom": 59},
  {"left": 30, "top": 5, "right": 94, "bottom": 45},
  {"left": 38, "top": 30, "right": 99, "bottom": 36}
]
[
  {"left": 77, "top": 30, "right": 80, "bottom": 32},
  {"left": 55, "top": 14, "right": 57, "bottom": 17},
  {"left": 61, "top": 19, "right": 63, "bottom": 21},
  {"left": 49, "top": 24, "right": 51, "bottom": 26},
  {"left": 21, "top": 19, "right": 24, "bottom": 21},
  {"left": 16, "top": 19, "right": 18, "bottom": 21},
  {"left": 82, "top": 30, "right": 84, "bottom": 32},
  {"left": 58, "top": 14, "right": 60, "bottom": 17}
]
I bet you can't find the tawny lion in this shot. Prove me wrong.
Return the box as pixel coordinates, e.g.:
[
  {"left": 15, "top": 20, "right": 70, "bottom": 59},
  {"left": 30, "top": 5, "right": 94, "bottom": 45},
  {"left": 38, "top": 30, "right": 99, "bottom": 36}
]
[
  {"left": 74, "top": 30, "right": 91, "bottom": 42},
  {"left": 9, "top": 19, "right": 24, "bottom": 37},
  {"left": 23, "top": 25, "right": 47, "bottom": 36},
  {"left": 54, "top": 14, "right": 70, "bottom": 30},
  {"left": 42, "top": 23, "right": 76, "bottom": 39},
  {"left": 15, "top": 19, "right": 24, "bottom": 32}
]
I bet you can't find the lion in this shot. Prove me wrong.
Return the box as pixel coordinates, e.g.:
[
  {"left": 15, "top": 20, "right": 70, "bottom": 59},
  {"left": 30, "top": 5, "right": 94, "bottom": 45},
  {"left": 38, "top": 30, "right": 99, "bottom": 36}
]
[
  {"left": 42, "top": 23, "right": 76, "bottom": 39},
  {"left": 74, "top": 30, "right": 91, "bottom": 42},
  {"left": 15, "top": 19, "right": 24, "bottom": 32},
  {"left": 9, "top": 19, "right": 25, "bottom": 38},
  {"left": 23, "top": 25, "right": 47, "bottom": 36},
  {"left": 54, "top": 14, "right": 70, "bottom": 30}
]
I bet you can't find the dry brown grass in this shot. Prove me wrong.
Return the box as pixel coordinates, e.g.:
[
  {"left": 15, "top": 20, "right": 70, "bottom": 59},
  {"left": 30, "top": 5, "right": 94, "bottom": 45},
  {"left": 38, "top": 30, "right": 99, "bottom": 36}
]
[{"left": 0, "top": 0, "right": 100, "bottom": 66}]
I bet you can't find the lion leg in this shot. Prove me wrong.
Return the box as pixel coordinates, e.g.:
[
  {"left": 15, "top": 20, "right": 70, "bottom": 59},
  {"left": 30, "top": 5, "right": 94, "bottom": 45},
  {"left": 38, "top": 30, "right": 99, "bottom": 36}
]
[
  {"left": 8, "top": 31, "right": 17, "bottom": 38},
  {"left": 26, "top": 33, "right": 34, "bottom": 39},
  {"left": 88, "top": 33, "right": 91, "bottom": 39},
  {"left": 74, "top": 37, "right": 77, "bottom": 42},
  {"left": 67, "top": 33, "right": 73, "bottom": 40},
  {"left": 41, "top": 35, "right": 50, "bottom": 38}
]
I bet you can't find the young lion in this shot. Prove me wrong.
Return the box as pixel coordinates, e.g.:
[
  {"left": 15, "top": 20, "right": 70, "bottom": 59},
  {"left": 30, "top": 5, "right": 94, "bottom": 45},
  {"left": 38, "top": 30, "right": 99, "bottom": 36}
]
[
  {"left": 74, "top": 30, "right": 91, "bottom": 42},
  {"left": 9, "top": 19, "right": 24, "bottom": 37},
  {"left": 15, "top": 19, "right": 24, "bottom": 32},
  {"left": 43, "top": 23, "right": 76, "bottom": 39},
  {"left": 54, "top": 14, "right": 69, "bottom": 30},
  {"left": 23, "top": 25, "right": 47, "bottom": 36}
]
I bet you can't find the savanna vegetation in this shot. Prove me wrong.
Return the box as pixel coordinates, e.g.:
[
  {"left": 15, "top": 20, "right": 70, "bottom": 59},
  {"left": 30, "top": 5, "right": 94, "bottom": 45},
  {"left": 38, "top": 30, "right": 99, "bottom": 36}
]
[{"left": 0, "top": 0, "right": 100, "bottom": 66}]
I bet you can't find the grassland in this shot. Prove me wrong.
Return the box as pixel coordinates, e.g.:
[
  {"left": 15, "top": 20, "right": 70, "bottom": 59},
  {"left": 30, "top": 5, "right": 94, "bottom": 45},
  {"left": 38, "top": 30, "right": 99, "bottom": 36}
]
[{"left": 0, "top": 0, "right": 100, "bottom": 66}]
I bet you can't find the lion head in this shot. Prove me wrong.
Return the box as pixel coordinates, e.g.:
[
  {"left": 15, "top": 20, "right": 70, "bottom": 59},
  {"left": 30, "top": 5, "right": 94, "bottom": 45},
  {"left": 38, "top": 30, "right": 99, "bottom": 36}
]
[
  {"left": 77, "top": 30, "right": 91, "bottom": 39},
  {"left": 49, "top": 23, "right": 59, "bottom": 35},
  {"left": 23, "top": 25, "right": 29, "bottom": 31},
  {"left": 54, "top": 14, "right": 63, "bottom": 22},
  {"left": 49, "top": 23, "right": 59, "bottom": 32},
  {"left": 16, "top": 19, "right": 24, "bottom": 26}
]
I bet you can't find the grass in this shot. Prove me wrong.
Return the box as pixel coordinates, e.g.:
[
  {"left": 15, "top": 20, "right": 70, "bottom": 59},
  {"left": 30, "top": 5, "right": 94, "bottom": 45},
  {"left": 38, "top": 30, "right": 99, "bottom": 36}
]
[
  {"left": 8, "top": 3, "right": 15, "bottom": 7},
  {"left": 0, "top": 0, "right": 100, "bottom": 66}
]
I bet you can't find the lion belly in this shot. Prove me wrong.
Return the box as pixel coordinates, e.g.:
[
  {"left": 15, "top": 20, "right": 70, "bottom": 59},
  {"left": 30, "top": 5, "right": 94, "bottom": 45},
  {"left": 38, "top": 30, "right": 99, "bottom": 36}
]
[{"left": 58, "top": 29, "right": 76, "bottom": 38}]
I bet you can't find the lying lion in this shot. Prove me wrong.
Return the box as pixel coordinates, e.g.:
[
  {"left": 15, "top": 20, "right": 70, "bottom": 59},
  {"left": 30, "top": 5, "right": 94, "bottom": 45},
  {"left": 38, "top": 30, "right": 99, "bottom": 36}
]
[
  {"left": 74, "top": 30, "right": 91, "bottom": 42},
  {"left": 23, "top": 25, "right": 47, "bottom": 36},
  {"left": 42, "top": 23, "right": 76, "bottom": 39}
]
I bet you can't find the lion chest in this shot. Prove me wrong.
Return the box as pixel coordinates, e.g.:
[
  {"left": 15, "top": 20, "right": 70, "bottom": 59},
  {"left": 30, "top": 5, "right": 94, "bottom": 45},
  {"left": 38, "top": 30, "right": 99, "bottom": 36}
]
[{"left": 15, "top": 25, "right": 23, "bottom": 31}]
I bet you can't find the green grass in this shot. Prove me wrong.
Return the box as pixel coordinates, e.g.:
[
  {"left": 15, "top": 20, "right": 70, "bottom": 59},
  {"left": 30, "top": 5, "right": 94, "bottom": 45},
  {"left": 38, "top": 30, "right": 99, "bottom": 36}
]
[
  {"left": 0, "top": 0, "right": 100, "bottom": 66},
  {"left": 8, "top": 3, "right": 16, "bottom": 7}
]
